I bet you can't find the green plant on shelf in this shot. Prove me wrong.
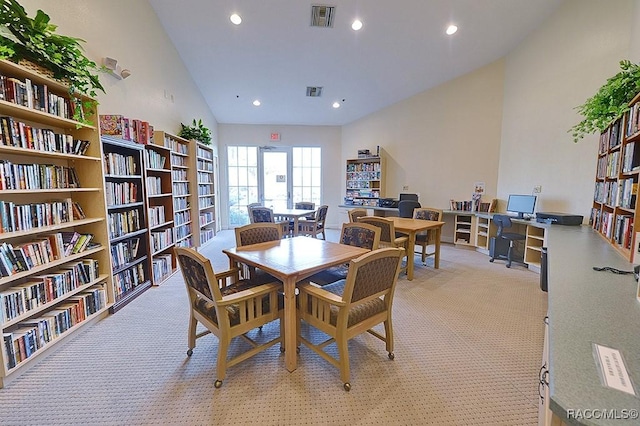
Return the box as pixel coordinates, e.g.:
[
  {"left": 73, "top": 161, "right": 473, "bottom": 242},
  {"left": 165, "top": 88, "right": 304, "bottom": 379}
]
[
  {"left": 0, "top": 0, "right": 105, "bottom": 125},
  {"left": 179, "top": 119, "right": 212, "bottom": 145},
  {"left": 570, "top": 60, "right": 640, "bottom": 142}
]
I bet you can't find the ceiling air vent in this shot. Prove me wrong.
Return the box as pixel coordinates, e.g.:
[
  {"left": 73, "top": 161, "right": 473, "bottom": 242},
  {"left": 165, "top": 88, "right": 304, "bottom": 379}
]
[
  {"left": 306, "top": 86, "right": 323, "bottom": 97},
  {"left": 311, "top": 5, "right": 335, "bottom": 28}
]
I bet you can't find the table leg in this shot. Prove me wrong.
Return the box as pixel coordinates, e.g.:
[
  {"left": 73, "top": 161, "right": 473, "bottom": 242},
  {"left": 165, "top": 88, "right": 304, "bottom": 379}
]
[
  {"left": 434, "top": 227, "right": 441, "bottom": 269},
  {"left": 283, "top": 277, "right": 297, "bottom": 371},
  {"left": 406, "top": 231, "right": 416, "bottom": 280}
]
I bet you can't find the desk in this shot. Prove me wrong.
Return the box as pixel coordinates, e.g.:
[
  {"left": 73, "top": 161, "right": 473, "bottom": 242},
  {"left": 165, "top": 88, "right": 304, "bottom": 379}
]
[
  {"left": 223, "top": 236, "right": 368, "bottom": 372},
  {"left": 388, "top": 217, "right": 445, "bottom": 280},
  {"left": 339, "top": 204, "right": 399, "bottom": 217},
  {"left": 272, "top": 208, "right": 315, "bottom": 236}
]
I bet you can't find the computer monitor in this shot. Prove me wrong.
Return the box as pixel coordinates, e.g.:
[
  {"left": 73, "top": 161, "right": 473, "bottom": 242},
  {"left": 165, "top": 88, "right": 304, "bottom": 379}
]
[{"left": 506, "top": 194, "right": 537, "bottom": 219}]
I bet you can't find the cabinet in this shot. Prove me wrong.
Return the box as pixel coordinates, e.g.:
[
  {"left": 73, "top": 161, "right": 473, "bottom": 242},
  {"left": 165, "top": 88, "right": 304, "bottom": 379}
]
[
  {"left": 193, "top": 142, "right": 216, "bottom": 247},
  {"left": 525, "top": 226, "right": 546, "bottom": 271},
  {"left": 102, "top": 137, "right": 151, "bottom": 312},
  {"left": 474, "top": 214, "right": 496, "bottom": 254},
  {"left": 344, "top": 156, "right": 385, "bottom": 207},
  {"left": 453, "top": 213, "right": 475, "bottom": 246},
  {"left": 0, "top": 59, "right": 112, "bottom": 387},
  {"left": 156, "top": 131, "right": 194, "bottom": 249},
  {"left": 591, "top": 91, "right": 640, "bottom": 262},
  {"left": 144, "top": 141, "right": 176, "bottom": 285}
]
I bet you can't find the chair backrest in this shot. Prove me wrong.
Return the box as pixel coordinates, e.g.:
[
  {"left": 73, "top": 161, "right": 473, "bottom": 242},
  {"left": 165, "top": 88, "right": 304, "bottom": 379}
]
[
  {"left": 357, "top": 216, "right": 396, "bottom": 244},
  {"left": 175, "top": 246, "right": 223, "bottom": 303},
  {"left": 398, "top": 200, "right": 421, "bottom": 218},
  {"left": 340, "top": 222, "right": 381, "bottom": 250},
  {"left": 235, "top": 222, "right": 282, "bottom": 246},
  {"left": 247, "top": 203, "right": 262, "bottom": 223},
  {"left": 316, "top": 205, "right": 328, "bottom": 225},
  {"left": 492, "top": 214, "right": 513, "bottom": 237},
  {"left": 342, "top": 248, "right": 403, "bottom": 305},
  {"left": 347, "top": 208, "right": 367, "bottom": 223},
  {"left": 413, "top": 207, "right": 443, "bottom": 222},
  {"left": 295, "top": 201, "right": 315, "bottom": 210},
  {"left": 250, "top": 206, "right": 275, "bottom": 223},
  {"left": 399, "top": 193, "right": 419, "bottom": 202}
]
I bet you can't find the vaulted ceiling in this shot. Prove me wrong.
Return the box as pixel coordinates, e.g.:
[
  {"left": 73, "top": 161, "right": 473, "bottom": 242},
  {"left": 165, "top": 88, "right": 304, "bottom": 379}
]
[{"left": 148, "top": 0, "right": 563, "bottom": 126}]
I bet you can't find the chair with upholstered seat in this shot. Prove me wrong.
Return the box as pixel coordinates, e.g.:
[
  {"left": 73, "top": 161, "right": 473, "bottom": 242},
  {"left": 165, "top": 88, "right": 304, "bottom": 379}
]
[
  {"left": 304, "top": 222, "right": 381, "bottom": 286},
  {"left": 398, "top": 200, "right": 421, "bottom": 218},
  {"left": 299, "top": 205, "right": 328, "bottom": 239},
  {"left": 489, "top": 214, "right": 526, "bottom": 268},
  {"left": 297, "top": 247, "right": 404, "bottom": 391},
  {"left": 234, "top": 223, "right": 283, "bottom": 283},
  {"left": 246, "top": 203, "right": 262, "bottom": 223},
  {"left": 249, "top": 206, "right": 290, "bottom": 235},
  {"left": 357, "top": 216, "right": 408, "bottom": 274},
  {"left": 413, "top": 207, "right": 443, "bottom": 265},
  {"left": 175, "top": 246, "right": 283, "bottom": 388},
  {"left": 347, "top": 208, "right": 367, "bottom": 223}
]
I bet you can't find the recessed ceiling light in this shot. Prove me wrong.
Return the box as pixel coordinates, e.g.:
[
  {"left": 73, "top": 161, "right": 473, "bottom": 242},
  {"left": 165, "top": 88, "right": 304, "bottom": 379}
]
[
  {"left": 332, "top": 101, "right": 341, "bottom": 109},
  {"left": 230, "top": 13, "right": 242, "bottom": 25},
  {"left": 253, "top": 100, "right": 261, "bottom": 106},
  {"left": 351, "top": 19, "right": 363, "bottom": 31},
  {"left": 446, "top": 24, "right": 458, "bottom": 35}
]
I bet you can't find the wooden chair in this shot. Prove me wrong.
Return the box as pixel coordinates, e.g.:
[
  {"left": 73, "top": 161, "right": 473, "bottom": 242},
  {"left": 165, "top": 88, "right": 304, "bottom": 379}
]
[
  {"left": 249, "top": 206, "right": 290, "bottom": 235},
  {"left": 234, "top": 223, "right": 283, "bottom": 283},
  {"left": 413, "top": 207, "right": 443, "bottom": 265},
  {"left": 295, "top": 201, "right": 316, "bottom": 218},
  {"left": 175, "top": 246, "right": 283, "bottom": 388},
  {"left": 299, "top": 205, "right": 328, "bottom": 239},
  {"left": 357, "top": 216, "right": 408, "bottom": 273},
  {"left": 297, "top": 247, "right": 404, "bottom": 391},
  {"left": 246, "top": 203, "right": 262, "bottom": 223},
  {"left": 304, "top": 222, "right": 381, "bottom": 286},
  {"left": 347, "top": 208, "right": 367, "bottom": 223}
]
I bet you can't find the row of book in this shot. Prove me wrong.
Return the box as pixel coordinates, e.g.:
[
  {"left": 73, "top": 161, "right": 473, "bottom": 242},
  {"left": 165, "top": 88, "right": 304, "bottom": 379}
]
[
  {"left": 625, "top": 102, "right": 640, "bottom": 138},
  {"left": 594, "top": 178, "right": 637, "bottom": 208},
  {"left": 164, "top": 135, "right": 188, "bottom": 154},
  {"left": 103, "top": 152, "right": 138, "bottom": 176},
  {"left": 0, "top": 74, "right": 75, "bottom": 120},
  {"left": 176, "top": 223, "right": 192, "bottom": 240},
  {"left": 172, "top": 169, "right": 187, "bottom": 181},
  {"left": 197, "top": 171, "right": 213, "bottom": 183},
  {"left": 107, "top": 209, "right": 141, "bottom": 239},
  {"left": 0, "top": 198, "right": 85, "bottom": 234},
  {"left": 599, "top": 119, "right": 623, "bottom": 154},
  {"left": 2, "top": 285, "right": 106, "bottom": 370},
  {"left": 148, "top": 206, "right": 166, "bottom": 228},
  {"left": 174, "top": 197, "right": 190, "bottom": 212},
  {"left": 346, "top": 171, "right": 381, "bottom": 182},
  {"left": 613, "top": 214, "right": 634, "bottom": 250},
  {"left": 197, "top": 159, "right": 213, "bottom": 172},
  {"left": 173, "top": 182, "right": 189, "bottom": 195},
  {"left": 150, "top": 229, "right": 173, "bottom": 253},
  {"left": 196, "top": 146, "right": 213, "bottom": 160},
  {"left": 105, "top": 181, "right": 139, "bottom": 206},
  {"left": 171, "top": 154, "right": 187, "bottom": 167},
  {"left": 113, "top": 264, "right": 146, "bottom": 301},
  {"left": 0, "top": 160, "right": 80, "bottom": 191},
  {"left": 622, "top": 141, "right": 640, "bottom": 173},
  {"left": 99, "top": 115, "right": 154, "bottom": 145},
  {"left": 151, "top": 254, "right": 173, "bottom": 284},
  {"left": 111, "top": 238, "right": 141, "bottom": 270},
  {"left": 0, "top": 259, "right": 99, "bottom": 324},
  {"left": 198, "top": 197, "right": 214, "bottom": 209},
  {"left": 450, "top": 200, "right": 476, "bottom": 212},
  {"left": 146, "top": 176, "right": 163, "bottom": 196},
  {"left": 0, "top": 116, "right": 91, "bottom": 155},
  {"left": 144, "top": 149, "right": 166, "bottom": 169},
  {"left": 200, "top": 229, "right": 214, "bottom": 245},
  {"left": 346, "top": 162, "right": 381, "bottom": 172},
  {"left": 0, "top": 232, "right": 96, "bottom": 278},
  {"left": 174, "top": 210, "right": 191, "bottom": 226},
  {"left": 200, "top": 211, "right": 214, "bottom": 226}
]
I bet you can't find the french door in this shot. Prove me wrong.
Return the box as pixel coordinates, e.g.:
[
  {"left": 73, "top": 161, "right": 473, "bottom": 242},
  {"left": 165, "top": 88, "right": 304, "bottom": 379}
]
[{"left": 259, "top": 147, "right": 291, "bottom": 211}]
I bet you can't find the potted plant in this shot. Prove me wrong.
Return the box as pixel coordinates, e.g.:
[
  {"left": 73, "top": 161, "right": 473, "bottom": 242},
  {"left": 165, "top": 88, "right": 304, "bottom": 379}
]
[
  {"left": 0, "top": 0, "right": 105, "bottom": 124},
  {"left": 570, "top": 60, "right": 640, "bottom": 142},
  {"left": 179, "top": 119, "right": 212, "bottom": 145}
]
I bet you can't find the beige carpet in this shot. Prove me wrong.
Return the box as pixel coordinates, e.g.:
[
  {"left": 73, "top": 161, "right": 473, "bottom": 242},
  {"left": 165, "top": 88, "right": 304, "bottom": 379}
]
[{"left": 0, "top": 229, "right": 547, "bottom": 425}]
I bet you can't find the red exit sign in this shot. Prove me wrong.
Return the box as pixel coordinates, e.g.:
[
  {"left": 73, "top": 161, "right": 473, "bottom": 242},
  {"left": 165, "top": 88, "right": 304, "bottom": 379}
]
[{"left": 270, "top": 132, "right": 280, "bottom": 141}]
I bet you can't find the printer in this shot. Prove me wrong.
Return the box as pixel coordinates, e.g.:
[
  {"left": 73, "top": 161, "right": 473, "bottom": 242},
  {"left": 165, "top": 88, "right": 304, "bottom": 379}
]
[
  {"left": 536, "top": 212, "right": 583, "bottom": 226},
  {"left": 378, "top": 198, "right": 398, "bottom": 208}
]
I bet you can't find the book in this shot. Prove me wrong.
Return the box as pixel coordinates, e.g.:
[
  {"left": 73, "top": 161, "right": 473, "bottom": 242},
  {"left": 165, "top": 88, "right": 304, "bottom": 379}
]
[{"left": 99, "top": 115, "right": 124, "bottom": 137}]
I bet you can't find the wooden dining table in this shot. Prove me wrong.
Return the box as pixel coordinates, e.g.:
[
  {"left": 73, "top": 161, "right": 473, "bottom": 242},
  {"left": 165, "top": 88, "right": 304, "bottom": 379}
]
[
  {"left": 271, "top": 208, "right": 316, "bottom": 236},
  {"left": 223, "top": 236, "right": 368, "bottom": 372},
  {"left": 388, "top": 217, "right": 445, "bottom": 280}
]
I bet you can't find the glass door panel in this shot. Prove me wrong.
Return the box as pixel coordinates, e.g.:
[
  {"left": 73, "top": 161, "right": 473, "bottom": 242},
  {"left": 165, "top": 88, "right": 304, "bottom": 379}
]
[{"left": 260, "top": 149, "right": 290, "bottom": 210}]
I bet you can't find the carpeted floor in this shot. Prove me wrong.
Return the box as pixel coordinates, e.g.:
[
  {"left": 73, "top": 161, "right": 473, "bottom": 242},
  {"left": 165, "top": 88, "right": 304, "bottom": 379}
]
[{"left": 0, "top": 229, "right": 547, "bottom": 425}]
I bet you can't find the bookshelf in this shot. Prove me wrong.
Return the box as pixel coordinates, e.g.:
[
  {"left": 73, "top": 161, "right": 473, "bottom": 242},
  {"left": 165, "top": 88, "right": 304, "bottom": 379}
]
[
  {"left": 474, "top": 214, "right": 495, "bottom": 254},
  {"left": 102, "top": 136, "right": 151, "bottom": 312},
  {"left": 344, "top": 156, "right": 385, "bottom": 207},
  {"left": 453, "top": 213, "right": 475, "bottom": 246},
  {"left": 590, "top": 91, "right": 640, "bottom": 262},
  {"left": 156, "top": 131, "right": 194, "bottom": 249},
  {"left": 193, "top": 142, "right": 216, "bottom": 247},
  {"left": 0, "top": 59, "right": 111, "bottom": 387},
  {"left": 144, "top": 141, "right": 176, "bottom": 285}
]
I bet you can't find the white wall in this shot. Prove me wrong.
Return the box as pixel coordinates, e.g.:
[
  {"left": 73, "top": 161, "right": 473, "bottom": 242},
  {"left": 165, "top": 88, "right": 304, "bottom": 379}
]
[
  {"left": 498, "top": 0, "right": 634, "bottom": 217},
  {"left": 217, "top": 124, "right": 342, "bottom": 228},
  {"left": 342, "top": 60, "right": 505, "bottom": 211},
  {"left": 20, "top": 0, "right": 219, "bottom": 155}
]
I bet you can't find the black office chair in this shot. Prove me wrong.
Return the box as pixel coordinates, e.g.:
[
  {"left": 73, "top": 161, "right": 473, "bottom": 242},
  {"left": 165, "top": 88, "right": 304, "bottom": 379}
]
[
  {"left": 489, "top": 214, "right": 526, "bottom": 268},
  {"left": 397, "top": 200, "right": 421, "bottom": 218},
  {"left": 399, "top": 193, "right": 419, "bottom": 202}
]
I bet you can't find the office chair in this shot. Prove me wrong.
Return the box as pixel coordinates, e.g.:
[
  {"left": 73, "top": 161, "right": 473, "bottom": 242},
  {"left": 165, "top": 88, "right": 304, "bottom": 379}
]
[
  {"left": 489, "top": 214, "right": 526, "bottom": 268},
  {"left": 399, "top": 193, "right": 419, "bottom": 202},
  {"left": 397, "top": 200, "right": 421, "bottom": 218}
]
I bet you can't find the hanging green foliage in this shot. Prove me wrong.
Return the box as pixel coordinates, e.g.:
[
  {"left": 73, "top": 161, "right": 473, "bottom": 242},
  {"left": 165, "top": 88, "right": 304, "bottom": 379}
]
[{"left": 179, "top": 119, "right": 212, "bottom": 145}]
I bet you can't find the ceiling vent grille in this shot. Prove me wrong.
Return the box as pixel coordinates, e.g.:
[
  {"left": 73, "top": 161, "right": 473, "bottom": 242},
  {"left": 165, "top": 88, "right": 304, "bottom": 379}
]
[
  {"left": 306, "top": 86, "right": 323, "bottom": 97},
  {"left": 311, "top": 5, "right": 335, "bottom": 28}
]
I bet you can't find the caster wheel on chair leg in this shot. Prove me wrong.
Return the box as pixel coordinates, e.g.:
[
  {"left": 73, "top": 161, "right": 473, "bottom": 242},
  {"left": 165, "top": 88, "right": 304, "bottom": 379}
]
[
  {"left": 186, "top": 348, "right": 193, "bottom": 357},
  {"left": 214, "top": 380, "right": 223, "bottom": 388},
  {"left": 489, "top": 258, "right": 495, "bottom": 263},
  {"left": 506, "top": 264, "right": 511, "bottom": 268},
  {"left": 280, "top": 345, "right": 285, "bottom": 353},
  {"left": 343, "top": 382, "right": 351, "bottom": 391},
  {"left": 388, "top": 352, "right": 395, "bottom": 360}
]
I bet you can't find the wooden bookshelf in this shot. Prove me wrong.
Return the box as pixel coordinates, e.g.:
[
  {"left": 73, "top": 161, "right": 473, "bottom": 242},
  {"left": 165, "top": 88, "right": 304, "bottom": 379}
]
[
  {"left": 144, "top": 140, "right": 176, "bottom": 285},
  {"left": 102, "top": 136, "right": 151, "bottom": 312},
  {"left": 155, "top": 131, "right": 195, "bottom": 249},
  {"left": 0, "top": 59, "right": 112, "bottom": 387},
  {"left": 344, "top": 155, "right": 385, "bottom": 207},
  {"left": 590, "top": 91, "right": 640, "bottom": 262},
  {"left": 193, "top": 142, "right": 216, "bottom": 247}
]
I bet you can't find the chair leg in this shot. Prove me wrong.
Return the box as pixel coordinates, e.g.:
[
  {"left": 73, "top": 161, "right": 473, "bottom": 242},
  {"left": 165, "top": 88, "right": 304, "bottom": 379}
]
[
  {"left": 506, "top": 243, "right": 513, "bottom": 268},
  {"left": 383, "top": 317, "right": 394, "bottom": 356},
  {"left": 337, "top": 337, "right": 351, "bottom": 390},
  {"left": 187, "top": 315, "right": 197, "bottom": 354},
  {"left": 421, "top": 243, "right": 427, "bottom": 265},
  {"left": 215, "top": 336, "right": 230, "bottom": 388}
]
